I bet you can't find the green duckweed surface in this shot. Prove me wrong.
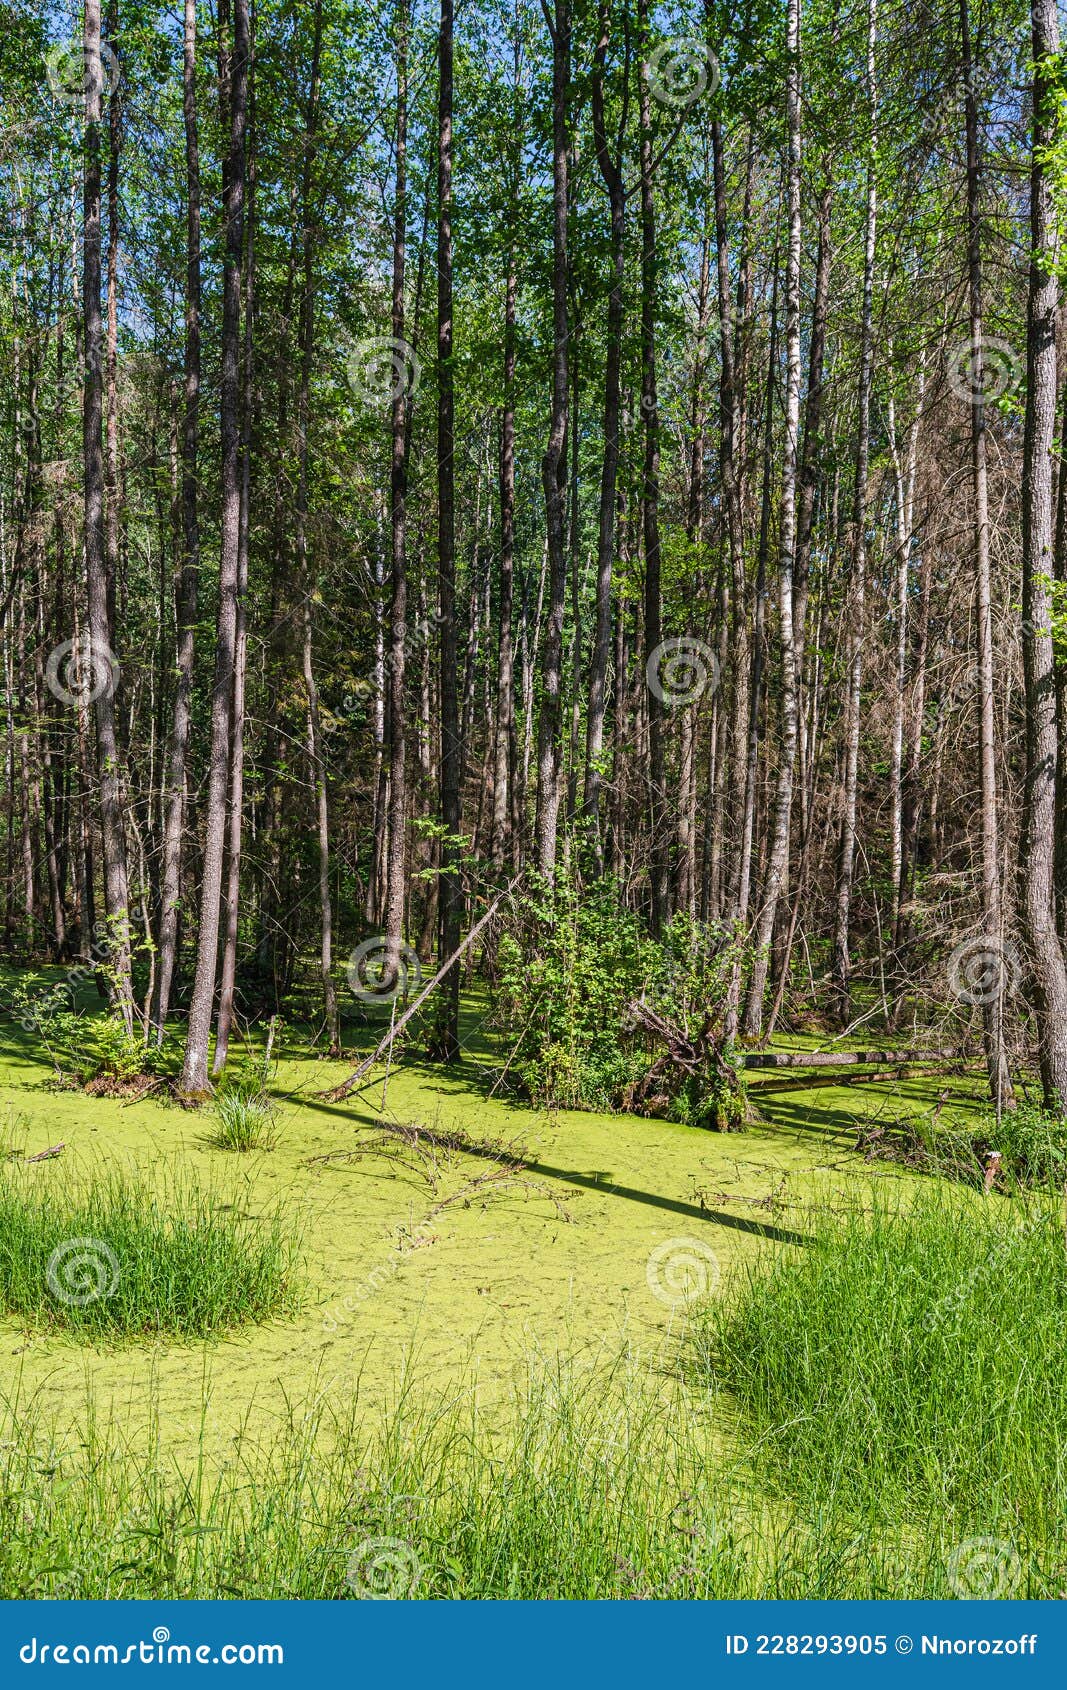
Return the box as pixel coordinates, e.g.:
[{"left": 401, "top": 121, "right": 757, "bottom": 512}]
[{"left": 0, "top": 982, "right": 985, "bottom": 1460}]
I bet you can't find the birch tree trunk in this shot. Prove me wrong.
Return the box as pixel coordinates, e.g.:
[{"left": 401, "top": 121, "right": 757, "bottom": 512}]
[
  {"left": 1021, "top": 0, "right": 1067, "bottom": 1112},
  {"left": 181, "top": 0, "right": 249, "bottom": 1094},
  {"left": 741, "top": 0, "right": 802, "bottom": 1037}
]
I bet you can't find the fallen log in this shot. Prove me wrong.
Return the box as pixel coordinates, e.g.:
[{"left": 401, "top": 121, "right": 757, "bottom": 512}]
[
  {"left": 751, "top": 1063, "right": 977, "bottom": 1095},
  {"left": 742, "top": 1047, "right": 958, "bottom": 1070}
]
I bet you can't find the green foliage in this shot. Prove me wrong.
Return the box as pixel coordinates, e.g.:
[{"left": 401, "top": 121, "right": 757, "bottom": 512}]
[
  {"left": 10, "top": 982, "right": 167, "bottom": 1085},
  {"left": 495, "top": 872, "right": 748, "bottom": 1121},
  {"left": 970, "top": 1098, "right": 1067, "bottom": 1188},
  {"left": 0, "top": 1165, "right": 302, "bottom": 1340},
  {"left": 700, "top": 1185, "right": 1067, "bottom": 1562},
  {"left": 495, "top": 869, "right": 647, "bottom": 1110},
  {"left": 871, "top": 1097, "right": 1067, "bottom": 1190}
]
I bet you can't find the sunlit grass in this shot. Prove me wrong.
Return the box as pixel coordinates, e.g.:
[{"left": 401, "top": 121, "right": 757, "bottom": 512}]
[
  {"left": 0, "top": 1164, "right": 302, "bottom": 1338},
  {"left": 0, "top": 1337, "right": 1059, "bottom": 1600},
  {"left": 697, "top": 1183, "right": 1067, "bottom": 1586}
]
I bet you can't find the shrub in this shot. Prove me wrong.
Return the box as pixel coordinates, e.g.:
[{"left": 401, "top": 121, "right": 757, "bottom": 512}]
[
  {"left": 973, "top": 1097, "right": 1067, "bottom": 1187},
  {"left": 494, "top": 868, "right": 647, "bottom": 1110},
  {"left": 0, "top": 1165, "right": 302, "bottom": 1338},
  {"left": 495, "top": 876, "right": 747, "bottom": 1122},
  {"left": 863, "top": 1097, "right": 1067, "bottom": 1191},
  {"left": 9, "top": 983, "right": 170, "bottom": 1085}
]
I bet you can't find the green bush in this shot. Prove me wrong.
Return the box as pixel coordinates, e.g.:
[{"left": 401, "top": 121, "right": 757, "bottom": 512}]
[
  {"left": 495, "top": 869, "right": 647, "bottom": 1109},
  {"left": 495, "top": 876, "right": 746, "bottom": 1121},
  {"left": 874, "top": 1098, "right": 1067, "bottom": 1191},
  {"left": 973, "top": 1098, "right": 1067, "bottom": 1187},
  {"left": 10, "top": 983, "right": 171, "bottom": 1085}
]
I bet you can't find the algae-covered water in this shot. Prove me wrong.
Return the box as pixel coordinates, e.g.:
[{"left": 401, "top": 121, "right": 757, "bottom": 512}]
[{"left": 0, "top": 983, "right": 983, "bottom": 1464}]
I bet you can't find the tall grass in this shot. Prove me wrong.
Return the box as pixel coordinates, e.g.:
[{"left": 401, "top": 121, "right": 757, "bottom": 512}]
[
  {"left": 0, "top": 1164, "right": 302, "bottom": 1338},
  {"left": 213, "top": 1089, "right": 279, "bottom": 1153},
  {"left": 0, "top": 1358, "right": 925, "bottom": 1600},
  {"left": 699, "top": 1184, "right": 1067, "bottom": 1585}
]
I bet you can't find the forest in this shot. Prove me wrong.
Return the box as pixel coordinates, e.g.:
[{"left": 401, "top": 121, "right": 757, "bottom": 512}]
[{"left": 0, "top": 0, "right": 1066, "bottom": 1604}]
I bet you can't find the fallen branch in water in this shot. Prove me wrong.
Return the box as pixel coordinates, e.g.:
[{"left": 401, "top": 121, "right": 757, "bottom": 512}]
[{"left": 622, "top": 999, "right": 747, "bottom": 1129}]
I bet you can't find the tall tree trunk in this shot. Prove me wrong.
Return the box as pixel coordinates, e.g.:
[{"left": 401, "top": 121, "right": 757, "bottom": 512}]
[
  {"left": 153, "top": 0, "right": 201, "bottom": 1041},
  {"left": 385, "top": 0, "right": 411, "bottom": 975},
  {"left": 1021, "top": 0, "right": 1067, "bottom": 1112},
  {"left": 104, "top": 0, "right": 122, "bottom": 641},
  {"left": 714, "top": 120, "right": 755, "bottom": 1033},
  {"left": 742, "top": 0, "right": 802, "bottom": 1037},
  {"left": 535, "top": 0, "right": 570, "bottom": 878},
  {"left": 491, "top": 183, "right": 517, "bottom": 871},
  {"left": 294, "top": 1, "right": 339, "bottom": 1052},
  {"left": 886, "top": 346, "right": 921, "bottom": 935},
  {"left": 638, "top": 0, "right": 667, "bottom": 935},
  {"left": 583, "top": 2, "right": 627, "bottom": 864},
  {"left": 83, "top": 0, "right": 134, "bottom": 1032},
  {"left": 180, "top": 0, "right": 249, "bottom": 1094},
  {"left": 764, "top": 173, "right": 833, "bottom": 1018},
  {"left": 214, "top": 42, "right": 259, "bottom": 1074},
  {"left": 831, "top": 0, "right": 878, "bottom": 1023},
  {"left": 792, "top": 174, "right": 832, "bottom": 844},
  {"left": 960, "top": 0, "right": 1012, "bottom": 1107},
  {"left": 432, "top": 0, "right": 462, "bottom": 1058}
]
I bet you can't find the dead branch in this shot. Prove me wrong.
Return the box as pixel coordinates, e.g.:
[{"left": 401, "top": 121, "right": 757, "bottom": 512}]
[{"left": 323, "top": 873, "right": 524, "bottom": 1101}]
